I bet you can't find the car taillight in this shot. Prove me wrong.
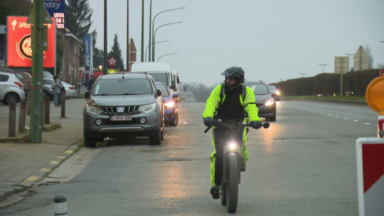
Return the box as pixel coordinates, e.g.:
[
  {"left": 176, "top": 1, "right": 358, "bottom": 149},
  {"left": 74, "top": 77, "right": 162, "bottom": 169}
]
[
  {"left": 69, "top": 87, "right": 75, "bottom": 90},
  {"left": 14, "top": 82, "right": 23, "bottom": 89}
]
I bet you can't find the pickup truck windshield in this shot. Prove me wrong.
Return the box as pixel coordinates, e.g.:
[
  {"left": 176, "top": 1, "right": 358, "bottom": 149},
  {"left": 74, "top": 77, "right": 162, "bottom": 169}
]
[
  {"left": 93, "top": 78, "right": 153, "bottom": 95},
  {"left": 149, "top": 73, "right": 168, "bottom": 86}
]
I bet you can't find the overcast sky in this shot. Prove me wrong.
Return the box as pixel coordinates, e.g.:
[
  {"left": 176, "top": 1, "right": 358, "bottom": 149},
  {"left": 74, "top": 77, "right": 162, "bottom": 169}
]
[{"left": 88, "top": 0, "right": 384, "bottom": 86}]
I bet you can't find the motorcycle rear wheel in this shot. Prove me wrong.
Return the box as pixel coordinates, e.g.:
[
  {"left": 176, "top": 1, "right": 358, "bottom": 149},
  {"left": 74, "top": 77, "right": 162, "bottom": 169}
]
[{"left": 226, "top": 153, "right": 239, "bottom": 213}]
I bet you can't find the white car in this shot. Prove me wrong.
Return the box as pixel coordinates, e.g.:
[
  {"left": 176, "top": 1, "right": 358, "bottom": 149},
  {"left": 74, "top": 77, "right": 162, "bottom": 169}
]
[
  {"left": 43, "top": 78, "right": 76, "bottom": 98},
  {"left": 0, "top": 72, "right": 26, "bottom": 105}
]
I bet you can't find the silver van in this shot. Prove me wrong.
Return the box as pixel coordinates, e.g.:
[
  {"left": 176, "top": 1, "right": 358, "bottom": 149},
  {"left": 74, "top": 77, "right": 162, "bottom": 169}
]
[{"left": 83, "top": 73, "right": 164, "bottom": 147}]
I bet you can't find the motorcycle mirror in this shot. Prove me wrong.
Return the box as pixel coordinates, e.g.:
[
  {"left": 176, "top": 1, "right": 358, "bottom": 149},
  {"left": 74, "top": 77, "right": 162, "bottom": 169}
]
[{"left": 263, "top": 123, "right": 270, "bottom": 128}]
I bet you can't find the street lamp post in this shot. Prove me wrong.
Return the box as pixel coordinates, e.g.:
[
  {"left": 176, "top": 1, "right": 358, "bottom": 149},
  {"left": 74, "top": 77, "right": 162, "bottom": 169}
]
[
  {"left": 299, "top": 73, "right": 307, "bottom": 77},
  {"left": 345, "top": 53, "right": 354, "bottom": 72},
  {"left": 141, "top": 0, "right": 144, "bottom": 62},
  {"left": 318, "top": 64, "right": 328, "bottom": 73},
  {"left": 151, "top": 7, "right": 185, "bottom": 61},
  {"left": 157, "top": 53, "right": 177, "bottom": 62},
  {"left": 148, "top": 0, "right": 153, "bottom": 62},
  {"left": 145, "top": 40, "right": 169, "bottom": 62},
  {"left": 152, "top": 22, "right": 182, "bottom": 61}
]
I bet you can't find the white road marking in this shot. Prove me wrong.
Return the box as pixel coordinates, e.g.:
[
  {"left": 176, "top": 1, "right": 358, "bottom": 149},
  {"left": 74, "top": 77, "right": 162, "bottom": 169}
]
[
  {"left": 344, "top": 118, "right": 349, "bottom": 120},
  {"left": 328, "top": 114, "right": 333, "bottom": 116},
  {"left": 321, "top": 112, "right": 325, "bottom": 114},
  {"left": 364, "top": 123, "right": 370, "bottom": 125},
  {"left": 335, "top": 116, "right": 340, "bottom": 118},
  {"left": 354, "top": 120, "right": 359, "bottom": 122}
]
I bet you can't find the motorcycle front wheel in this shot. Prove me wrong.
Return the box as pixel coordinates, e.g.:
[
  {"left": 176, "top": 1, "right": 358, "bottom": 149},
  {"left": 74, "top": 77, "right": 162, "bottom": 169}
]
[
  {"left": 221, "top": 182, "right": 226, "bottom": 206},
  {"left": 226, "top": 153, "right": 239, "bottom": 213}
]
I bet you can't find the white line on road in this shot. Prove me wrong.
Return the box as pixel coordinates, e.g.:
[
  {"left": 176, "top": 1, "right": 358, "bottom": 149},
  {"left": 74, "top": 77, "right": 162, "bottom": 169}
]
[
  {"left": 354, "top": 120, "right": 359, "bottom": 122},
  {"left": 328, "top": 114, "right": 333, "bottom": 116},
  {"left": 344, "top": 118, "right": 349, "bottom": 120},
  {"left": 364, "top": 123, "right": 370, "bottom": 125},
  {"left": 335, "top": 116, "right": 340, "bottom": 118},
  {"left": 321, "top": 112, "right": 325, "bottom": 114}
]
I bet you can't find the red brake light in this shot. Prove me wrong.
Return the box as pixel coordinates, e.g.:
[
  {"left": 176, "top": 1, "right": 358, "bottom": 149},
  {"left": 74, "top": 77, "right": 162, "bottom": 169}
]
[
  {"left": 14, "top": 82, "right": 23, "bottom": 89},
  {"left": 69, "top": 87, "right": 74, "bottom": 90}
]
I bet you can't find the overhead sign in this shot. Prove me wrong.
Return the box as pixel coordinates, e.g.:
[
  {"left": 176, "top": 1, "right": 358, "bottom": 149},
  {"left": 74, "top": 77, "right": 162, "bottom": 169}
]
[
  {"left": 44, "top": 0, "right": 65, "bottom": 29},
  {"left": 356, "top": 138, "right": 384, "bottom": 216},
  {"left": 7, "top": 16, "right": 56, "bottom": 68}
]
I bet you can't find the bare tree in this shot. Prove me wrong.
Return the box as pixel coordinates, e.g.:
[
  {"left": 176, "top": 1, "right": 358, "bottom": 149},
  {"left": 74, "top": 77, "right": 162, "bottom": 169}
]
[{"left": 365, "top": 44, "right": 374, "bottom": 69}]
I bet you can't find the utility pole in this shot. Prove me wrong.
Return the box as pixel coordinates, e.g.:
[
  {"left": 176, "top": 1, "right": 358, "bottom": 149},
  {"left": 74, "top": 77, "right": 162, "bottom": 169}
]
[
  {"left": 103, "top": 0, "right": 108, "bottom": 75},
  {"left": 298, "top": 73, "right": 307, "bottom": 77},
  {"left": 318, "top": 64, "right": 328, "bottom": 73},
  {"left": 126, "top": 0, "right": 129, "bottom": 70},
  {"left": 30, "top": 0, "right": 44, "bottom": 143},
  {"left": 141, "top": 0, "right": 144, "bottom": 62},
  {"left": 345, "top": 53, "right": 354, "bottom": 71}
]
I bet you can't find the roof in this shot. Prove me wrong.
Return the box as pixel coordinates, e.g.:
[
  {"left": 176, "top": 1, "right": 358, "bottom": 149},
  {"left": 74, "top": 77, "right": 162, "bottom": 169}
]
[
  {"left": 65, "top": 33, "right": 81, "bottom": 44},
  {"left": 99, "top": 72, "right": 149, "bottom": 80}
]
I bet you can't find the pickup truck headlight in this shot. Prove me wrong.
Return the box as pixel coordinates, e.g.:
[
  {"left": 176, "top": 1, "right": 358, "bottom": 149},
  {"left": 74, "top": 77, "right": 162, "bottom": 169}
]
[
  {"left": 264, "top": 99, "right": 275, "bottom": 106},
  {"left": 86, "top": 103, "right": 102, "bottom": 115},
  {"left": 140, "top": 103, "right": 156, "bottom": 114}
]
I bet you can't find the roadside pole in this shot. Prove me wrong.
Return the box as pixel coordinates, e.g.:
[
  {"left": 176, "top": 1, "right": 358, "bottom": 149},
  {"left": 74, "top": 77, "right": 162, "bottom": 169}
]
[{"left": 29, "top": 0, "right": 44, "bottom": 143}]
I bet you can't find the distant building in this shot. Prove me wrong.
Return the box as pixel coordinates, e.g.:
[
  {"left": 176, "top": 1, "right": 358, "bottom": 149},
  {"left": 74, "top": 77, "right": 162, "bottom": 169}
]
[
  {"left": 63, "top": 32, "right": 81, "bottom": 84},
  {"left": 178, "top": 83, "right": 196, "bottom": 102}
]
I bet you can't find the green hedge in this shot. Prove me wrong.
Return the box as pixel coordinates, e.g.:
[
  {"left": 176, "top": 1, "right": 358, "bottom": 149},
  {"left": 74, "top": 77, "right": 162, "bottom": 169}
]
[{"left": 272, "top": 69, "right": 381, "bottom": 96}]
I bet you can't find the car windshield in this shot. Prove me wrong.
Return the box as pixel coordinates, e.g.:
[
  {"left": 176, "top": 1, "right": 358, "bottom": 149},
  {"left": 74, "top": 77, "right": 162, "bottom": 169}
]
[
  {"left": 149, "top": 73, "right": 168, "bottom": 86},
  {"left": 43, "top": 80, "right": 54, "bottom": 85},
  {"left": 93, "top": 78, "right": 153, "bottom": 95},
  {"left": 268, "top": 85, "right": 276, "bottom": 91},
  {"left": 249, "top": 84, "right": 270, "bottom": 95},
  {"left": 156, "top": 84, "right": 170, "bottom": 97},
  {"left": 43, "top": 71, "right": 54, "bottom": 79}
]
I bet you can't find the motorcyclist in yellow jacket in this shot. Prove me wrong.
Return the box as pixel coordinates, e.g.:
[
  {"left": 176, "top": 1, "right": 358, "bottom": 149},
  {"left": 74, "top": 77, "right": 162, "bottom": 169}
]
[{"left": 202, "top": 66, "right": 262, "bottom": 199}]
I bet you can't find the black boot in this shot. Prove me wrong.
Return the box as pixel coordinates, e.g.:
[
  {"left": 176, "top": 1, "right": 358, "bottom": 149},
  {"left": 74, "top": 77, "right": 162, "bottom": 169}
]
[{"left": 210, "top": 186, "right": 220, "bottom": 199}]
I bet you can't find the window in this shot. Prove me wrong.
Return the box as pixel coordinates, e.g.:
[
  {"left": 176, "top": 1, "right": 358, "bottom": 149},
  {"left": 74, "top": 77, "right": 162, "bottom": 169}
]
[
  {"left": 149, "top": 73, "right": 168, "bottom": 86},
  {"left": 43, "top": 80, "right": 54, "bottom": 85},
  {"left": 94, "top": 78, "right": 153, "bottom": 95},
  {"left": 156, "top": 84, "right": 170, "bottom": 97},
  {"left": 250, "top": 84, "right": 269, "bottom": 95},
  {"left": 0, "top": 74, "right": 9, "bottom": 82}
]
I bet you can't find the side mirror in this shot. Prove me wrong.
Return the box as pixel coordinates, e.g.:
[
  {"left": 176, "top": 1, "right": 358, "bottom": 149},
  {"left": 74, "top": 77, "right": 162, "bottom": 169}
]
[
  {"left": 156, "top": 89, "right": 162, "bottom": 97},
  {"left": 170, "top": 82, "right": 176, "bottom": 90},
  {"left": 85, "top": 91, "right": 90, "bottom": 99},
  {"left": 177, "top": 76, "right": 180, "bottom": 84}
]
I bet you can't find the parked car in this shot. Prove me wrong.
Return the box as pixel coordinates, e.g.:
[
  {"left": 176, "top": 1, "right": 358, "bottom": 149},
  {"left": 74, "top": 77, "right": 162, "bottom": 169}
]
[
  {"left": 0, "top": 68, "right": 31, "bottom": 93},
  {"left": 83, "top": 72, "right": 165, "bottom": 147},
  {"left": 23, "top": 70, "right": 54, "bottom": 79},
  {"left": 156, "top": 81, "right": 179, "bottom": 126},
  {"left": 244, "top": 81, "right": 276, "bottom": 121},
  {"left": 267, "top": 85, "right": 280, "bottom": 101},
  {"left": 0, "top": 72, "right": 26, "bottom": 105},
  {"left": 42, "top": 78, "right": 55, "bottom": 101},
  {"left": 43, "top": 78, "right": 76, "bottom": 98}
]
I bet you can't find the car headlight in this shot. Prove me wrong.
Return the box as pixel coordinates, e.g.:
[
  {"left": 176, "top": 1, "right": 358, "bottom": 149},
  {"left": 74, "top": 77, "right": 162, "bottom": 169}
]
[
  {"left": 139, "top": 103, "right": 156, "bottom": 114},
  {"left": 275, "top": 90, "right": 280, "bottom": 95},
  {"left": 165, "top": 101, "right": 175, "bottom": 108},
  {"left": 86, "top": 103, "right": 102, "bottom": 115},
  {"left": 265, "top": 99, "right": 274, "bottom": 106}
]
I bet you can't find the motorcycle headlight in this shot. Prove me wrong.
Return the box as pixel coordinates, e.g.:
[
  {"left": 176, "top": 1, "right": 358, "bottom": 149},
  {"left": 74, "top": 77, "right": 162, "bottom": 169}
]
[
  {"left": 86, "top": 103, "right": 102, "bottom": 115},
  {"left": 165, "top": 101, "right": 175, "bottom": 108},
  {"left": 275, "top": 90, "right": 280, "bottom": 95},
  {"left": 265, "top": 99, "right": 275, "bottom": 106},
  {"left": 139, "top": 103, "right": 156, "bottom": 114},
  {"left": 228, "top": 143, "right": 237, "bottom": 150}
]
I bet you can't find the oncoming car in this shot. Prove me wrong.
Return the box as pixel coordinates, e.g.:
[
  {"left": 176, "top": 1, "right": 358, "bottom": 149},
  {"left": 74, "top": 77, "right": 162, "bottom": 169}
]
[
  {"left": 156, "top": 82, "right": 179, "bottom": 126},
  {"left": 83, "top": 73, "right": 165, "bottom": 147},
  {"left": 244, "top": 81, "right": 276, "bottom": 121},
  {"left": 267, "top": 84, "right": 280, "bottom": 101}
]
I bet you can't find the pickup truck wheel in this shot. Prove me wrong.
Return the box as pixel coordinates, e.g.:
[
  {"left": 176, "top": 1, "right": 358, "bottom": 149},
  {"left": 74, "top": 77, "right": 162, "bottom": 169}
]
[
  {"left": 84, "top": 131, "right": 97, "bottom": 147},
  {"left": 150, "top": 129, "right": 161, "bottom": 145}
]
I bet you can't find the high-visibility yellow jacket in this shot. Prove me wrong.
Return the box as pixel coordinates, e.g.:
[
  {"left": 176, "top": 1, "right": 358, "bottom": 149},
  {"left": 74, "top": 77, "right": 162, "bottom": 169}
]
[{"left": 202, "top": 84, "right": 261, "bottom": 122}]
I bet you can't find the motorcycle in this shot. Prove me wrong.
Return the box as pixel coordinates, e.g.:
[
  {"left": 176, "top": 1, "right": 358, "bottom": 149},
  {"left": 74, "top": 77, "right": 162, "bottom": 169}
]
[{"left": 205, "top": 119, "right": 269, "bottom": 213}]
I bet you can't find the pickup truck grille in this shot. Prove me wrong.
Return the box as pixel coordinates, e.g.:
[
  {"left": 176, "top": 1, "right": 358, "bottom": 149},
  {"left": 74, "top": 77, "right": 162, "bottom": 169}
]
[{"left": 101, "top": 106, "right": 141, "bottom": 114}]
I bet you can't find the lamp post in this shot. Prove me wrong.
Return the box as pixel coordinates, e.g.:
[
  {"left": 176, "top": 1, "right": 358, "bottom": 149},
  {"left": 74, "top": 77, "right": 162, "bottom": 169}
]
[
  {"left": 299, "top": 73, "right": 307, "bottom": 77},
  {"left": 151, "top": 7, "right": 185, "bottom": 61},
  {"left": 145, "top": 40, "right": 169, "bottom": 62},
  {"left": 141, "top": 0, "right": 144, "bottom": 62},
  {"left": 148, "top": 0, "right": 153, "bottom": 61},
  {"left": 157, "top": 52, "right": 177, "bottom": 62},
  {"left": 318, "top": 64, "right": 328, "bottom": 73},
  {"left": 345, "top": 53, "right": 354, "bottom": 72},
  {"left": 152, "top": 22, "right": 182, "bottom": 61}
]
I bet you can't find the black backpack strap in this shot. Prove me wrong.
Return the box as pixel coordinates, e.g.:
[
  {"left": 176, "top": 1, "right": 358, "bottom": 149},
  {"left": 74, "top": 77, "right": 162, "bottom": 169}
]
[
  {"left": 242, "top": 85, "right": 246, "bottom": 101},
  {"left": 219, "top": 83, "right": 225, "bottom": 104}
]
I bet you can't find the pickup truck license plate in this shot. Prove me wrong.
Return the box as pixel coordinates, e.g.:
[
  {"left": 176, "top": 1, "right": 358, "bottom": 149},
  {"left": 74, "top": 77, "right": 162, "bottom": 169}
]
[{"left": 110, "top": 116, "right": 132, "bottom": 121}]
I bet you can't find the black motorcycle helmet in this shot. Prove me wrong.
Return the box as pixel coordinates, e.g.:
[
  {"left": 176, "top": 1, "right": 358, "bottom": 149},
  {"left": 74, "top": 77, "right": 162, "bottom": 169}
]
[{"left": 221, "top": 66, "right": 245, "bottom": 84}]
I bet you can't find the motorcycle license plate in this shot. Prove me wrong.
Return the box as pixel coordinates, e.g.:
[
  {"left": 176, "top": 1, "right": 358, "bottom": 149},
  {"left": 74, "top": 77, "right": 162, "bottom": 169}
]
[{"left": 110, "top": 116, "right": 132, "bottom": 121}]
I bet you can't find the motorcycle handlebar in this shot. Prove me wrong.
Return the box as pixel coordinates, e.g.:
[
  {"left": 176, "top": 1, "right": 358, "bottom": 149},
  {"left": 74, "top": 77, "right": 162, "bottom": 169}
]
[{"left": 204, "top": 121, "right": 270, "bottom": 133}]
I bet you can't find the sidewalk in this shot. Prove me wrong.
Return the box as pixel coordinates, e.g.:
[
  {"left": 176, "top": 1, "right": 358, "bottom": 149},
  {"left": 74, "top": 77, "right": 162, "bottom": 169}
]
[{"left": 0, "top": 97, "right": 85, "bottom": 207}]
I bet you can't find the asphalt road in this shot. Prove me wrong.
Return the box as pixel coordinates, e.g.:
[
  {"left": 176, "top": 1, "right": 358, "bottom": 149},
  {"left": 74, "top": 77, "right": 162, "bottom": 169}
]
[{"left": 0, "top": 101, "right": 377, "bottom": 216}]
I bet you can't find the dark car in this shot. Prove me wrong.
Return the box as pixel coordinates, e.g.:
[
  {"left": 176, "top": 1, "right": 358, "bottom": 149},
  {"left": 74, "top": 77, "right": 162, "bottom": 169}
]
[
  {"left": 83, "top": 73, "right": 165, "bottom": 147},
  {"left": 267, "top": 85, "right": 280, "bottom": 101},
  {"left": 156, "top": 82, "right": 179, "bottom": 126},
  {"left": 244, "top": 81, "right": 276, "bottom": 121}
]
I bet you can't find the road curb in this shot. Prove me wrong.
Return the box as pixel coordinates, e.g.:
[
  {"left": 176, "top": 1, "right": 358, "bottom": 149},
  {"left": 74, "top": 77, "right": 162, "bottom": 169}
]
[
  {"left": 281, "top": 98, "right": 367, "bottom": 105},
  {"left": 0, "top": 134, "right": 29, "bottom": 143},
  {"left": 0, "top": 140, "right": 83, "bottom": 209},
  {"left": 42, "top": 123, "right": 61, "bottom": 132}
]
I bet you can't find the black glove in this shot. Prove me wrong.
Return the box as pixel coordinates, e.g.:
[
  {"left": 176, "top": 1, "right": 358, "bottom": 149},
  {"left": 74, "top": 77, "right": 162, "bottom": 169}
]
[
  {"left": 250, "top": 121, "right": 262, "bottom": 129},
  {"left": 204, "top": 117, "right": 214, "bottom": 127}
]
